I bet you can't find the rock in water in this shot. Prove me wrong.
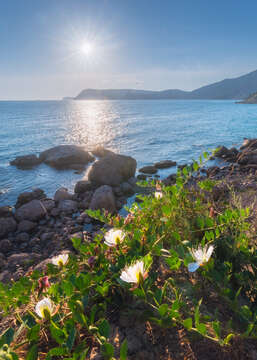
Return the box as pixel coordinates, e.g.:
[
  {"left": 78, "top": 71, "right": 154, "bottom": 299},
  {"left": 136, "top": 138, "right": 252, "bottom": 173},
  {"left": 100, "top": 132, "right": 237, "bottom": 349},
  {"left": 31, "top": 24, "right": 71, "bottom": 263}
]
[
  {"left": 39, "top": 145, "right": 95, "bottom": 168},
  {"left": 88, "top": 153, "right": 137, "bottom": 186},
  {"left": 89, "top": 185, "right": 116, "bottom": 213},
  {"left": 10, "top": 154, "right": 41, "bottom": 168},
  {"left": 139, "top": 165, "right": 157, "bottom": 174},
  {"left": 74, "top": 180, "right": 93, "bottom": 194},
  {"left": 54, "top": 188, "right": 73, "bottom": 202},
  {"left": 91, "top": 146, "right": 114, "bottom": 158},
  {"left": 154, "top": 160, "right": 177, "bottom": 169}
]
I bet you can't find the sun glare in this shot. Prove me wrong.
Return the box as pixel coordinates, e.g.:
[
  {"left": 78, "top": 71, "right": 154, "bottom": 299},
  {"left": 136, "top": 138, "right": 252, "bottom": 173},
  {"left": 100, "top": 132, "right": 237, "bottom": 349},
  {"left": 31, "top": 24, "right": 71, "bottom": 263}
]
[{"left": 80, "top": 42, "right": 94, "bottom": 56}]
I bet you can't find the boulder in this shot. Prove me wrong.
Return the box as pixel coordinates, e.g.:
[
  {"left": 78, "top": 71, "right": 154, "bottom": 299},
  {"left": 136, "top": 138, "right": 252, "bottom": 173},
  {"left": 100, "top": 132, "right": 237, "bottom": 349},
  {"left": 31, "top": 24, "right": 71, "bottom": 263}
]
[
  {"left": 15, "top": 188, "right": 46, "bottom": 209},
  {"left": 15, "top": 232, "right": 30, "bottom": 243},
  {"left": 54, "top": 188, "right": 73, "bottom": 202},
  {"left": 41, "top": 199, "right": 55, "bottom": 212},
  {"left": 88, "top": 153, "right": 137, "bottom": 186},
  {"left": 91, "top": 146, "right": 114, "bottom": 158},
  {"left": 58, "top": 200, "right": 78, "bottom": 213},
  {"left": 139, "top": 165, "right": 157, "bottom": 174},
  {"left": 0, "top": 217, "right": 17, "bottom": 239},
  {"left": 89, "top": 185, "right": 116, "bottom": 213},
  {"left": 39, "top": 145, "right": 95, "bottom": 168},
  {"left": 10, "top": 154, "right": 41, "bottom": 168},
  {"left": 74, "top": 180, "right": 93, "bottom": 194},
  {"left": 237, "top": 149, "right": 257, "bottom": 165},
  {"left": 120, "top": 182, "right": 135, "bottom": 196},
  {"left": 0, "top": 239, "right": 12, "bottom": 254},
  {"left": 15, "top": 200, "right": 47, "bottom": 222},
  {"left": 0, "top": 206, "right": 13, "bottom": 217},
  {"left": 17, "top": 220, "right": 37, "bottom": 233},
  {"left": 215, "top": 146, "right": 238, "bottom": 162},
  {"left": 6, "top": 253, "right": 41, "bottom": 272},
  {"left": 240, "top": 138, "right": 257, "bottom": 151},
  {"left": 154, "top": 160, "right": 177, "bottom": 169}
]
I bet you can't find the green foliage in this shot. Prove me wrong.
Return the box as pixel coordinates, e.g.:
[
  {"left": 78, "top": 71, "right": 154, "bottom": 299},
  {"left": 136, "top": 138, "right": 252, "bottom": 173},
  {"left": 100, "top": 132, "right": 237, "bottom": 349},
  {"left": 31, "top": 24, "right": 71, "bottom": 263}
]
[{"left": 0, "top": 150, "right": 256, "bottom": 358}]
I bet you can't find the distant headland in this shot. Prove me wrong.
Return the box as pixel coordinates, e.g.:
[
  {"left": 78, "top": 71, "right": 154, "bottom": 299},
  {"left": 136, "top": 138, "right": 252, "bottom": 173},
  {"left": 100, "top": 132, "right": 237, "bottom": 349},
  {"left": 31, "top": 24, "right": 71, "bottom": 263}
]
[{"left": 68, "top": 68, "right": 257, "bottom": 101}]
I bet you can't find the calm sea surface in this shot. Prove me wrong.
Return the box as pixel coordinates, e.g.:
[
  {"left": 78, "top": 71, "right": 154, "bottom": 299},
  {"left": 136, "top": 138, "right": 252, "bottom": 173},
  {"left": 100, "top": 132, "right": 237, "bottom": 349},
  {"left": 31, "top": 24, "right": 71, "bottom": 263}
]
[{"left": 0, "top": 99, "right": 257, "bottom": 206}]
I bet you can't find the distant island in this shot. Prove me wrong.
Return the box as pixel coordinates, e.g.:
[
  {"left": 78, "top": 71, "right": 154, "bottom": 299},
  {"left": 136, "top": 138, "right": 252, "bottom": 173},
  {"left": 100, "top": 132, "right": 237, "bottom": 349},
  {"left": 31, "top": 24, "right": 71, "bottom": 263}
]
[
  {"left": 237, "top": 91, "right": 257, "bottom": 104},
  {"left": 70, "top": 68, "right": 257, "bottom": 101}
]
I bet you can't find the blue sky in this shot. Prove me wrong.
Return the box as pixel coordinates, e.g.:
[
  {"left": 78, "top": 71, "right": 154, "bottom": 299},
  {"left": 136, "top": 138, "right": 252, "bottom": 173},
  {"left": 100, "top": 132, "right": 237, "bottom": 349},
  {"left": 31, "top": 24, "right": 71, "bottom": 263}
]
[{"left": 1, "top": 0, "right": 257, "bottom": 99}]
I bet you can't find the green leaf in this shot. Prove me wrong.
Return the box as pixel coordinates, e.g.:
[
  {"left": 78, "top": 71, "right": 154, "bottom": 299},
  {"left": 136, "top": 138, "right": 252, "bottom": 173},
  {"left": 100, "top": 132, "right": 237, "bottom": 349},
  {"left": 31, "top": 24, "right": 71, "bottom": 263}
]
[
  {"left": 196, "top": 323, "right": 207, "bottom": 335},
  {"left": 0, "top": 327, "right": 15, "bottom": 347},
  {"left": 120, "top": 339, "right": 128, "bottom": 360},
  {"left": 183, "top": 318, "right": 192, "bottom": 330},
  {"left": 158, "top": 304, "right": 169, "bottom": 317},
  {"left": 46, "top": 347, "right": 67, "bottom": 360},
  {"left": 101, "top": 342, "right": 114, "bottom": 359},
  {"left": 27, "top": 324, "right": 40, "bottom": 342},
  {"left": 98, "top": 319, "right": 110, "bottom": 339},
  {"left": 26, "top": 344, "right": 38, "bottom": 360},
  {"left": 71, "top": 237, "right": 81, "bottom": 250},
  {"left": 194, "top": 299, "right": 202, "bottom": 326},
  {"left": 212, "top": 321, "right": 221, "bottom": 338},
  {"left": 223, "top": 333, "right": 234, "bottom": 345},
  {"left": 50, "top": 321, "right": 66, "bottom": 345},
  {"left": 66, "top": 325, "right": 76, "bottom": 351}
]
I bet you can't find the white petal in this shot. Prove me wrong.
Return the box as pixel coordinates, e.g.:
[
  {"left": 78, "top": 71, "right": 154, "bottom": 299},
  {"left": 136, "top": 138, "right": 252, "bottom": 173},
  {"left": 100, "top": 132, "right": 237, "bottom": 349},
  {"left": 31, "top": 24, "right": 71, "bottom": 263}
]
[
  {"left": 188, "top": 262, "right": 200, "bottom": 272},
  {"left": 206, "top": 245, "right": 214, "bottom": 261}
]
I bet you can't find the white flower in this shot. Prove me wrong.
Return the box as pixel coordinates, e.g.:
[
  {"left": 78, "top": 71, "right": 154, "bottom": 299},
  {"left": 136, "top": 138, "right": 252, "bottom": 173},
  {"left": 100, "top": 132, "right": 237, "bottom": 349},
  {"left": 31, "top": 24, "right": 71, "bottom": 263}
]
[
  {"left": 35, "top": 298, "right": 54, "bottom": 319},
  {"left": 120, "top": 260, "right": 147, "bottom": 284},
  {"left": 188, "top": 244, "right": 214, "bottom": 272},
  {"left": 52, "top": 253, "right": 69, "bottom": 267},
  {"left": 155, "top": 191, "right": 163, "bottom": 199},
  {"left": 104, "top": 229, "right": 126, "bottom": 247}
]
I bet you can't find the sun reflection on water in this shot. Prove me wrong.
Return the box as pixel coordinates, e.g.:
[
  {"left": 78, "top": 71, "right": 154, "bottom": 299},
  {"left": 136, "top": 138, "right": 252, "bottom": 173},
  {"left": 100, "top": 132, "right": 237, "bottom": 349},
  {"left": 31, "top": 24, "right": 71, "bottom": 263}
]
[{"left": 65, "top": 100, "right": 121, "bottom": 152}]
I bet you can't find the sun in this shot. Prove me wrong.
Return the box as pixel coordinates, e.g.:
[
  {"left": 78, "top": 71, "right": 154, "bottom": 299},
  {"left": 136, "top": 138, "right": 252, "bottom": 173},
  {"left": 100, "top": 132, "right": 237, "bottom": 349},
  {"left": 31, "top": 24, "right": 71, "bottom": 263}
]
[{"left": 80, "top": 42, "right": 94, "bottom": 56}]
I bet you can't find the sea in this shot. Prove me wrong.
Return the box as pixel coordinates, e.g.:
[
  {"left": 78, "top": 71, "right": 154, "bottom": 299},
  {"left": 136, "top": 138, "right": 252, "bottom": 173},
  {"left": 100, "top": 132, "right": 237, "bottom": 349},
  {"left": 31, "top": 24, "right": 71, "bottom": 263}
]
[{"left": 1, "top": 99, "right": 257, "bottom": 206}]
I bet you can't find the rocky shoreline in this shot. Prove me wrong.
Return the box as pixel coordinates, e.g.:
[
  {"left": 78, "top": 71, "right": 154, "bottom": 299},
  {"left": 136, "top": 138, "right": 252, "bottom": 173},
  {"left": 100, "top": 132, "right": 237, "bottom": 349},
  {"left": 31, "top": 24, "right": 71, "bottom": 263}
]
[{"left": 1, "top": 139, "right": 257, "bottom": 284}]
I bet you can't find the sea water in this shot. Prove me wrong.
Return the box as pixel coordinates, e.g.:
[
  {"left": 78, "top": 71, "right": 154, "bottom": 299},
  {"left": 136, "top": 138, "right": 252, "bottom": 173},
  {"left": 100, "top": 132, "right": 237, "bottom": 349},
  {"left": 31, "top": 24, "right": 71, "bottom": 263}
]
[{"left": 1, "top": 99, "right": 256, "bottom": 206}]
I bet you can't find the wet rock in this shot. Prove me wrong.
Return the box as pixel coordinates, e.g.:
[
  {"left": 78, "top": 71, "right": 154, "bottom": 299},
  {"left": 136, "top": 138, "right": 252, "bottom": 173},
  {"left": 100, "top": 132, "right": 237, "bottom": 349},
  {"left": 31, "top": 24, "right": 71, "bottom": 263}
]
[
  {"left": 39, "top": 145, "right": 95, "bottom": 168},
  {"left": 54, "top": 187, "right": 73, "bottom": 202},
  {"left": 15, "top": 200, "right": 47, "bottom": 222},
  {"left": 0, "top": 239, "right": 12, "bottom": 254},
  {"left": 88, "top": 153, "right": 137, "bottom": 186},
  {"left": 74, "top": 180, "right": 92, "bottom": 194},
  {"left": 58, "top": 199, "right": 78, "bottom": 213},
  {"left": 154, "top": 160, "right": 177, "bottom": 169},
  {"left": 139, "top": 165, "right": 157, "bottom": 174},
  {"left": 0, "top": 217, "right": 17, "bottom": 239},
  {"left": 18, "top": 220, "right": 37, "bottom": 233},
  {"left": 90, "top": 185, "right": 116, "bottom": 213},
  {"left": 10, "top": 154, "right": 41, "bottom": 168},
  {"left": 91, "top": 146, "right": 114, "bottom": 158},
  {"left": 240, "top": 138, "right": 257, "bottom": 151},
  {"left": 215, "top": 146, "right": 238, "bottom": 162},
  {"left": 0, "top": 206, "right": 13, "bottom": 217},
  {"left": 15, "top": 188, "right": 46, "bottom": 208}
]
